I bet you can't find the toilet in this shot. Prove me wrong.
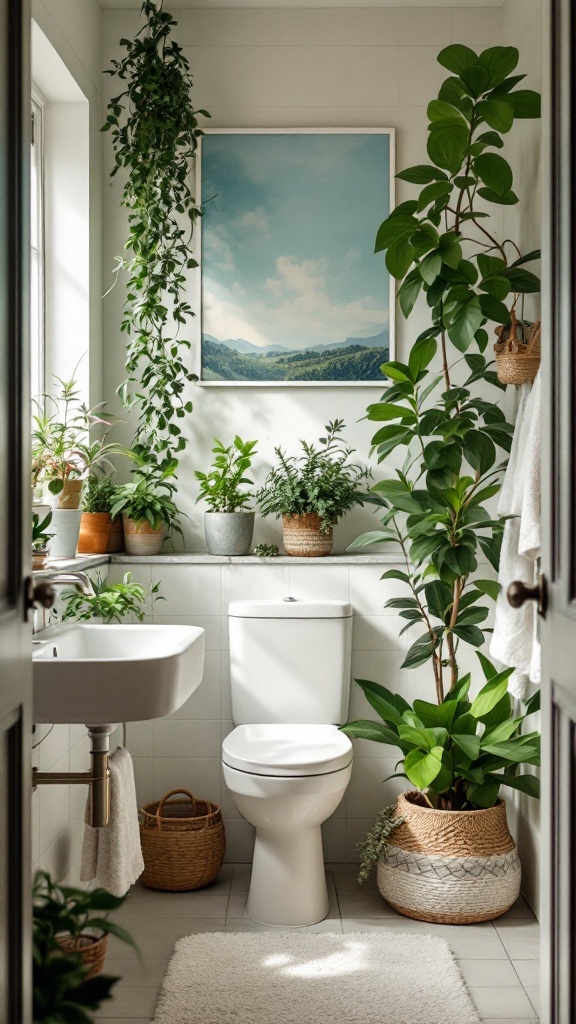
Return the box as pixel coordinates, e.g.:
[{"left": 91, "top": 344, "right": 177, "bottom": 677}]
[{"left": 222, "top": 598, "right": 353, "bottom": 927}]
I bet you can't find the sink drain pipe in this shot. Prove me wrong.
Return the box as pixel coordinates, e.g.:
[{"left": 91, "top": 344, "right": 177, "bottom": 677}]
[{"left": 32, "top": 724, "right": 113, "bottom": 827}]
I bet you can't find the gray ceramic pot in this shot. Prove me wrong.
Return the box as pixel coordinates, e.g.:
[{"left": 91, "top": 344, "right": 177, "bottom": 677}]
[{"left": 205, "top": 511, "right": 255, "bottom": 556}]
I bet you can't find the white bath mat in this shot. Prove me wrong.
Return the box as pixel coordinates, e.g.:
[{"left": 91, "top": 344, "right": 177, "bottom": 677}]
[{"left": 152, "top": 931, "right": 481, "bottom": 1024}]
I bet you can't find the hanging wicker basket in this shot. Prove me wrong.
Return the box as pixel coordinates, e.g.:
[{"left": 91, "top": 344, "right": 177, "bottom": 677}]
[
  {"left": 494, "top": 312, "right": 541, "bottom": 386},
  {"left": 139, "top": 789, "right": 226, "bottom": 892},
  {"left": 56, "top": 931, "right": 109, "bottom": 978}
]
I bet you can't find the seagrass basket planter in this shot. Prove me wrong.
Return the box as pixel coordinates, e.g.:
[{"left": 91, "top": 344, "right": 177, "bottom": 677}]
[
  {"left": 377, "top": 792, "right": 521, "bottom": 924},
  {"left": 139, "top": 789, "right": 226, "bottom": 892},
  {"left": 56, "top": 931, "right": 109, "bottom": 978},
  {"left": 282, "top": 513, "right": 333, "bottom": 557},
  {"left": 494, "top": 313, "right": 541, "bottom": 386}
]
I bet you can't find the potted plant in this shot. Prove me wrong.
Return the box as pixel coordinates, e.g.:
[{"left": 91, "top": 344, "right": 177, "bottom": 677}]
[
  {"left": 32, "top": 871, "right": 136, "bottom": 1015},
  {"left": 341, "top": 42, "right": 541, "bottom": 923},
  {"left": 60, "top": 570, "right": 162, "bottom": 623},
  {"left": 78, "top": 476, "right": 124, "bottom": 555},
  {"left": 195, "top": 436, "right": 258, "bottom": 555},
  {"left": 257, "top": 420, "right": 370, "bottom": 556},
  {"left": 32, "top": 510, "right": 53, "bottom": 570},
  {"left": 110, "top": 464, "right": 183, "bottom": 556}
]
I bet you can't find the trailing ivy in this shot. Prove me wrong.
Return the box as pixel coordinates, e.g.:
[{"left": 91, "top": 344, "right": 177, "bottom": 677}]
[{"left": 102, "top": 0, "right": 210, "bottom": 476}]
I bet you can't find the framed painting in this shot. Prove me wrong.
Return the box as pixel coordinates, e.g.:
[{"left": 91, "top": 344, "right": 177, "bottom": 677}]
[{"left": 195, "top": 128, "right": 395, "bottom": 386}]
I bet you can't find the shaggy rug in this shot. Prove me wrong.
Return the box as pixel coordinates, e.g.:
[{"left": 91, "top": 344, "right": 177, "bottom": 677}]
[{"left": 152, "top": 931, "right": 481, "bottom": 1024}]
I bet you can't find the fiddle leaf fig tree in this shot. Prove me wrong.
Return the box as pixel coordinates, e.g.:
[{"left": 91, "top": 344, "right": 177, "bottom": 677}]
[
  {"left": 103, "top": 0, "right": 210, "bottom": 477},
  {"left": 349, "top": 44, "right": 541, "bottom": 703}
]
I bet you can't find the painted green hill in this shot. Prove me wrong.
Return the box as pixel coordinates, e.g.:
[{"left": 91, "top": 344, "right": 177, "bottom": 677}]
[{"left": 202, "top": 339, "right": 388, "bottom": 382}]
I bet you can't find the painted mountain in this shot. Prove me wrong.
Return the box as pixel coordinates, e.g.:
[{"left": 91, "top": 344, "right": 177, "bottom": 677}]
[{"left": 202, "top": 330, "right": 389, "bottom": 382}]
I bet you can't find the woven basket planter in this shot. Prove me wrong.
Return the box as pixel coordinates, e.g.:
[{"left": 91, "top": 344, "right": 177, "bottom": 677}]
[
  {"left": 139, "top": 789, "right": 226, "bottom": 891},
  {"left": 494, "top": 314, "right": 541, "bottom": 386},
  {"left": 56, "top": 931, "right": 109, "bottom": 978},
  {"left": 377, "top": 792, "right": 521, "bottom": 924},
  {"left": 282, "top": 513, "right": 333, "bottom": 557}
]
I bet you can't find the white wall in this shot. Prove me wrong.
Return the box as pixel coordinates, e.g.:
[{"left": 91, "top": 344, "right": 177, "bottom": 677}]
[
  {"left": 101, "top": 6, "right": 503, "bottom": 553},
  {"left": 31, "top": 0, "right": 104, "bottom": 883}
]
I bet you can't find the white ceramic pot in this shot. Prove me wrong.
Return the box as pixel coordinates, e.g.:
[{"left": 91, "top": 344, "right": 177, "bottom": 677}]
[
  {"left": 49, "top": 509, "right": 82, "bottom": 559},
  {"left": 205, "top": 511, "right": 255, "bottom": 556},
  {"left": 122, "top": 514, "right": 164, "bottom": 556}
]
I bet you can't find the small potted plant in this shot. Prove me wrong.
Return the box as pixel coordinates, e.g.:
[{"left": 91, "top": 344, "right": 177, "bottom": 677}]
[
  {"left": 32, "top": 510, "right": 53, "bottom": 569},
  {"left": 110, "top": 465, "right": 183, "bottom": 556},
  {"left": 195, "top": 436, "right": 258, "bottom": 555},
  {"left": 32, "top": 871, "right": 136, "bottom": 986},
  {"left": 257, "top": 420, "right": 370, "bottom": 556},
  {"left": 341, "top": 658, "right": 540, "bottom": 923},
  {"left": 61, "top": 570, "right": 162, "bottom": 622},
  {"left": 77, "top": 476, "right": 124, "bottom": 555}
]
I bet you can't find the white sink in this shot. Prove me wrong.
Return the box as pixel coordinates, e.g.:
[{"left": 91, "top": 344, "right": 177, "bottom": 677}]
[{"left": 32, "top": 623, "right": 205, "bottom": 724}]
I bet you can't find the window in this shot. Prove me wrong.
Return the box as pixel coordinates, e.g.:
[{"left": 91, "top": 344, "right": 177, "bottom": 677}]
[{"left": 30, "top": 96, "right": 44, "bottom": 403}]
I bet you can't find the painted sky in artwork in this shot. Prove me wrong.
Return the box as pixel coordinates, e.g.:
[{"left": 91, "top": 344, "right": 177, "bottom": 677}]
[{"left": 200, "top": 132, "right": 391, "bottom": 351}]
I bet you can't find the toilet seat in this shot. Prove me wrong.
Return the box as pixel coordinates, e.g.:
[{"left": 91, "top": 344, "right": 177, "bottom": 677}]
[{"left": 222, "top": 723, "right": 352, "bottom": 777}]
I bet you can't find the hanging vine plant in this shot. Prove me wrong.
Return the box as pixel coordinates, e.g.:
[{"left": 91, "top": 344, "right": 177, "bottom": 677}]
[{"left": 102, "top": 0, "right": 210, "bottom": 478}]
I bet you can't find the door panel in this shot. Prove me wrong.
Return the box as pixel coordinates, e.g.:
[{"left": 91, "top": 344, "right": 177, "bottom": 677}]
[{"left": 0, "top": 0, "right": 32, "bottom": 1021}]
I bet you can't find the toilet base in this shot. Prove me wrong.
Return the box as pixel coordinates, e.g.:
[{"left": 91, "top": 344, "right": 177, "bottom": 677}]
[{"left": 247, "top": 825, "right": 329, "bottom": 927}]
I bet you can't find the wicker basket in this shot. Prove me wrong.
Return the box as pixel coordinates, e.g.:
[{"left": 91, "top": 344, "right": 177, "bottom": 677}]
[
  {"left": 282, "top": 513, "right": 333, "bottom": 557},
  {"left": 139, "top": 789, "right": 226, "bottom": 892},
  {"left": 56, "top": 931, "right": 109, "bottom": 978},
  {"left": 494, "top": 312, "right": 541, "bottom": 385},
  {"left": 377, "top": 791, "right": 521, "bottom": 924}
]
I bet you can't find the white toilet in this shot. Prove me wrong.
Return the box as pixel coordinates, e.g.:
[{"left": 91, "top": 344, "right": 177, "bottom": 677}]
[{"left": 222, "top": 597, "right": 353, "bottom": 927}]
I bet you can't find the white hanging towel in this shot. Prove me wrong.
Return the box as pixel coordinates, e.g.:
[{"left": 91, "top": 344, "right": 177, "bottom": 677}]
[
  {"left": 490, "top": 372, "right": 542, "bottom": 698},
  {"left": 80, "top": 746, "right": 144, "bottom": 897}
]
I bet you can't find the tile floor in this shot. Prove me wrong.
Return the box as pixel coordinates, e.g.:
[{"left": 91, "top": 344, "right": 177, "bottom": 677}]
[{"left": 96, "top": 864, "right": 540, "bottom": 1024}]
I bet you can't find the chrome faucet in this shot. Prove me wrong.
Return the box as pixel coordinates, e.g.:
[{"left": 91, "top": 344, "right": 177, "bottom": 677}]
[{"left": 32, "top": 569, "right": 95, "bottom": 598}]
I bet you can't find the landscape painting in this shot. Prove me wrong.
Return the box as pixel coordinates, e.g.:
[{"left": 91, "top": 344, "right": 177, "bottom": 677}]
[{"left": 198, "top": 129, "right": 394, "bottom": 385}]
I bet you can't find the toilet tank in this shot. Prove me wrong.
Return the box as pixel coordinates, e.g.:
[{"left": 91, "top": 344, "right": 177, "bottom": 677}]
[{"left": 229, "top": 598, "right": 353, "bottom": 725}]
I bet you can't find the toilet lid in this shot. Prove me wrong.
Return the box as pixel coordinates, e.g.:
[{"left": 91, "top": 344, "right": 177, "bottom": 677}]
[{"left": 222, "top": 724, "right": 353, "bottom": 777}]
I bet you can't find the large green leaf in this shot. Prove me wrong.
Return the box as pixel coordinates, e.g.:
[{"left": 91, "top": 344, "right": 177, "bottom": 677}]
[
  {"left": 474, "top": 152, "right": 513, "bottom": 195},
  {"left": 482, "top": 716, "right": 525, "bottom": 746},
  {"left": 451, "top": 623, "right": 485, "bottom": 646},
  {"left": 446, "top": 294, "right": 484, "bottom": 351},
  {"left": 355, "top": 677, "right": 412, "bottom": 716},
  {"left": 478, "top": 293, "right": 510, "bottom": 324},
  {"left": 408, "top": 335, "right": 438, "bottom": 379},
  {"left": 398, "top": 724, "right": 433, "bottom": 750},
  {"left": 386, "top": 235, "right": 417, "bottom": 278},
  {"left": 489, "top": 772, "right": 540, "bottom": 798},
  {"left": 438, "top": 233, "right": 463, "bottom": 269},
  {"left": 505, "top": 268, "right": 541, "bottom": 293},
  {"left": 402, "top": 634, "right": 439, "bottom": 669},
  {"left": 374, "top": 214, "right": 417, "bottom": 253},
  {"left": 438, "top": 76, "right": 474, "bottom": 117},
  {"left": 404, "top": 746, "right": 444, "bottom": 789},
  {"left": 437, "top": 44, "right": 478, "bottom": 74},
  {"left": 427, "top": 124, "right": 468, "bottom": 175},
  {"left": 463, "top": 429, "right": 497, "bottom": 475},
  {"left": 354, "top": 679, "right": 405, "bottom": 727},
  {"left": 477, "top": 186, "right": 519, "bottom": 206},
  {"left": 347, "top": 530, "right": 398, "bottom": 550},
  {"left": 398, "top": 269, "right": 423, "bottom": 318},
  {"left": 467, "top": 778, "right": 501, "bottom": 808},
  {"left": 470, "top": 671, "right": 514, "bottom": 718},
  {"left": 460, "top": 64, "right": 491, "bottom": 97},
  {"left": 427, "top": 100, "right": 468, "bottom": 125},
  {"left": 396, "top": 165, "right": 448, "bottom": 184},
  {"left": 473, "top": 578, "right": 500, "bottom": 601},
  {"left": 452, "top": 732, "right": 481, "bottom": 760},
  {"left": 507, "top": 89, "right": 541, "bottom": 118},
  {"left": 413, "top": 699, "right": 459, "bottom": 730},
  {"left": 340, "top": 720, "right": 403, "bottom": 748},
  {"left": 479, "top": 46, "right": 519, "bottom": 85},
  {"left": 481, "top": 97, "right": 514, "bottom": 133}
]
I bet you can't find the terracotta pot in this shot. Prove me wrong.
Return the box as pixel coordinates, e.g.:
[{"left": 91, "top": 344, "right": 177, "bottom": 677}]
[
  {"left": 107, "top": 516, "right": 124, "bottom": 554},
  {"left": 377, "top": 791, "right": 521, "bottom": 924},
  {"left": 56, "top": 931, "right": 109, "bottom": 979},
  {"left": 282, "top": 513, "right": 333, "bottom": 557},
  {"left": 56, "top": 479, "right": 83, "bottom": 510},
  {"left": 78, "top": 512, "right": 112, "bottom": 555},
  {"left": 122, "top": 514, "right": 164, "bottom": 555}
]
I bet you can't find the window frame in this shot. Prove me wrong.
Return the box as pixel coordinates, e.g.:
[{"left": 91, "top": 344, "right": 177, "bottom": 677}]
[{"left": 30, "top": 90, "right": 45, "bottom": 404}]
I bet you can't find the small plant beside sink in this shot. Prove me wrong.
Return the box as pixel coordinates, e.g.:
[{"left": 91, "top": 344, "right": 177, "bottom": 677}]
[{"left": 195, "top": 436, "right": 258, "bottom": 555}]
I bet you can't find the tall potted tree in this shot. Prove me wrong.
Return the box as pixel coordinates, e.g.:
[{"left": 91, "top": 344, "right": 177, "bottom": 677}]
[{"left": 341, "top": 43, "right": 541, "bottom": 923}]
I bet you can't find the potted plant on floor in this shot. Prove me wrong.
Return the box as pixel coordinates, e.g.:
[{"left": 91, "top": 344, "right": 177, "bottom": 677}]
[
  {"left": 32, "top": 510, "right": 53, "bottom": 570},
  {"left": 257, "top": 420, "right": 370, "bottom": 556},
  {"left": 341, "top": 42, "right": 541, "bottom": 922},
  {"left": 110, "top": 463, "right": 184, "bottom": 556},
  {"left": 60, "top": 570, "right": 162, "bottom": 623},
  {"left": 195, "top": 436, "right": 258, "bottom": 555},
  {"left": 78, "top": 476, "right": 125, "bottom": 555},
  {"left": 32, "top": 870, "right": 136, "bottom": 1023}
]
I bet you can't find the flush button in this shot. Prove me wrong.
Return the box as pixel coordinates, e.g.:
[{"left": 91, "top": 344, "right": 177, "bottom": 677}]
[{"left": 283, "top": 596, "right": 297, "bottom": 602}]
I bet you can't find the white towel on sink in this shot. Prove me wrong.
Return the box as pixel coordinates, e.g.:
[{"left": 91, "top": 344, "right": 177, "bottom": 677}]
[{"left": 80, "top": 746, "right": 144, "bottom": 897}]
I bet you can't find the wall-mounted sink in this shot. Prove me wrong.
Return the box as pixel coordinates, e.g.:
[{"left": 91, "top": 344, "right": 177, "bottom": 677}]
[{"left": 33, "top": 623, "right": 205, "bottom": 724}]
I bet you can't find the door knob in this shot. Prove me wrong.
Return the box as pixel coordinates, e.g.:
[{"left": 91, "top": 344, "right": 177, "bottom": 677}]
[
  {"left": 25, "top": 577, "right": 56, "bottom": 611},
  {"left": 507, "top": 574, "right": 547, "bottom": 617}
]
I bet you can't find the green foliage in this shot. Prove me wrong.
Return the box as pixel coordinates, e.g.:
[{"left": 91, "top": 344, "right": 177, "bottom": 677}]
[
  {"left": 32, "top": 511, "right": 53, "bottom": 551},
  {"left": 32, "top": 375, "right": 129, "bottom": 497},
  {"left": 32, "top": 871, "right": 136, "bottom": 1024},
  {"left": 195, "top": 437, "right": 258, "bottom": 512},
  {"left": 81, "top": 477, "right": 118, "bottom": 515},
  {"left": 103, "top": 0, "right": 210, "bottom": 478},
  {"left": 253, "top": 543, "right": 280, "bottom": 558},
  {"left": 202, "top": 339, "right": 388, "bottom": 382},
  {"left": 341, "top": 657, "right": 541, "bottom": 810},
  {"left": 110, "top": 460, "right": 183, "bottom": 540},
  {"left": 357, "top": 806, "right": 405, "bottom": 883},
  {"left": 61, "top": 571, "right": 162, "bottom": 624},
  {"left": 355, "top": 43, "right": 541, "bottom": 699},
  {"left": 257, "top": 421, "right": 371, "bottom": 533}
]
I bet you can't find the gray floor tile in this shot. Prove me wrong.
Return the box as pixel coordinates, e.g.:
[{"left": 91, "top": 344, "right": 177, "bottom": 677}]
[
  {"left": 107, "top": 919, "right": 226, "bottom": 960},
  {"left": 523, "top": 987, "right": 540, "bottom": 1016},
  {"left": 457, "top": 958, "right": 520, "bottom": 987},
  {"left": 479, "top": 1020, "right": 538, "bottom": 1024},
  {"left": 104, "top": 959, "right": 168, "bottom": 988},
  {"left": 469, "top": 986, "right": 537, "bottom": 1019},
  {"left": 122, "top": 891, "right": 229, "bottom": 919},
  {"left": 93, "top": 1019, "right": 151, "bottom": 1023},
  {"left": 225, "top": 916, "right": 343, "bottom": 933},
  {"left": 230, "top": 864, "right": 251, "bottom": 893},
  {"left": 494, "top": 921, "right": 541, "bottom": 960},
  {"left": 512, "top": 960, "right": 540, "bottom": 987},
  {"left": 341, "top": 917, "right": 509, "bottom": 959},
  {"left": 338, "top": 892, "right": 399, "bottom": 918},
  {"left": 497, "top": 897, "right": 537, "bottom": 921},
  {"left": 95, "top": 985, "right": 160, "bottom": 1019}
]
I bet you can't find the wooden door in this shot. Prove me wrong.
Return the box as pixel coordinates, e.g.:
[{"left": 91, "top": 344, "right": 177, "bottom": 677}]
[
  {"left": 541, "top": 0, "right": 576, "bottom": 1020},
  {"left": 0, "top": 0, "right": 32, "bottom": 1020}
]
